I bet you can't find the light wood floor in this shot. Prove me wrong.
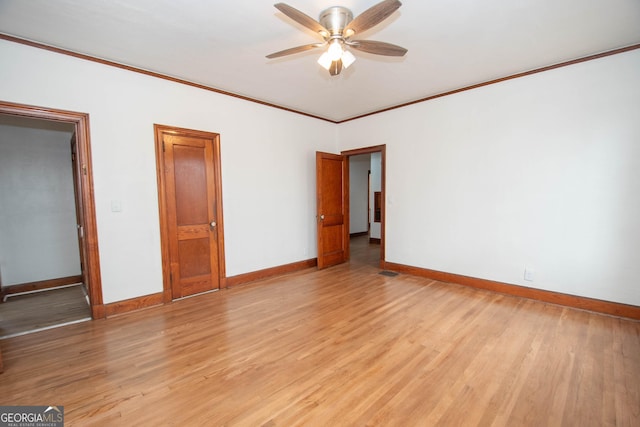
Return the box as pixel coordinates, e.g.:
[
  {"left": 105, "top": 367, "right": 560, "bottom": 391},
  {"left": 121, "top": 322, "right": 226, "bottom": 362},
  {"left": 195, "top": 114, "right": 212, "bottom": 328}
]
[{"left": 0, "top": 237, "right": 638, "bottom": 426}]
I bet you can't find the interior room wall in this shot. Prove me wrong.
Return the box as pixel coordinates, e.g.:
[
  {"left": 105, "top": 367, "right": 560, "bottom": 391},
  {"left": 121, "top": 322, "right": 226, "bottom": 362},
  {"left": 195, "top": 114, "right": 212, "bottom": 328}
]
[
  {"left": 338, "top": 49, "right": 640, "bottom": 306},
  {"left": 0, "top": 39, "right": 338, "bottom": 304},
  {"left": 349, "top": 154, "right": 369, "bottom": 234},
  {"left": 2, "top": 38, "right": 638, "bottom": 308},
  {"left": 0, "top": 116, "right": 80, "bottom": 285}
]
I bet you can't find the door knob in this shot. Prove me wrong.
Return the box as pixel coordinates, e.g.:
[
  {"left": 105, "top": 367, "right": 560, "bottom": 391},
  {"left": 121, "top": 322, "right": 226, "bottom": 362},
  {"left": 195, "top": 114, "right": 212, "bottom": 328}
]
[
  {"left": 210, "top": 221, "right": 216, "bottom": 230},
  {"left": 319, "top": 214, "right": 325, "bottom": 220}
]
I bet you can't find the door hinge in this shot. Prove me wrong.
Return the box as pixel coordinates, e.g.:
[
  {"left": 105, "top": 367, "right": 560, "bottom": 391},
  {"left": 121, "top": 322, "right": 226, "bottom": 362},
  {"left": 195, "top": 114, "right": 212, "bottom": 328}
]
[
  {"left": 82, "top": 164, "right": 87, "bottom": 175},
  {"left": 162, "top": 140, "right": 166, "bottom": 152}
]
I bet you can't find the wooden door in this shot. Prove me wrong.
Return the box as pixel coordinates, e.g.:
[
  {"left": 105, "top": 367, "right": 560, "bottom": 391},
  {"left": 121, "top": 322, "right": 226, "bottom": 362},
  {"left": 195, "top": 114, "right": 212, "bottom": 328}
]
[
  {"left": 157, "top": 126, "right": 224, "bottom": 299},
  {"left": 316, "top": 152, "right": 349, "bottom": 269}
]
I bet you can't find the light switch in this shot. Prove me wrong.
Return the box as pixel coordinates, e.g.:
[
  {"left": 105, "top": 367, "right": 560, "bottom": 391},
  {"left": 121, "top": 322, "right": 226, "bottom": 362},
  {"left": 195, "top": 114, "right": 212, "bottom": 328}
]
[{"left": 524, "top": 268, "right": 535, "bottom": 282}]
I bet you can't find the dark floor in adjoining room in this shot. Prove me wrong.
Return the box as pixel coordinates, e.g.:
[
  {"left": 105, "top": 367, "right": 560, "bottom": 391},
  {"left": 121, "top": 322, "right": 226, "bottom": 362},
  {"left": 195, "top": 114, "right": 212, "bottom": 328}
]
[{"left": 0, "top": 284, "right": 91, "bottom": 338}]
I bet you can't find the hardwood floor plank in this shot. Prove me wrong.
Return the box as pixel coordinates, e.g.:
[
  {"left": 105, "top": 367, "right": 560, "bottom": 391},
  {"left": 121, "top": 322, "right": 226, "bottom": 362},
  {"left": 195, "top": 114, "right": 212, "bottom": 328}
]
[
  {"left": 612, "top": 318, "right": 640, "bottom": 425},
  {"left": 0, "top": 237, "right": 638, "bottom": 426}
]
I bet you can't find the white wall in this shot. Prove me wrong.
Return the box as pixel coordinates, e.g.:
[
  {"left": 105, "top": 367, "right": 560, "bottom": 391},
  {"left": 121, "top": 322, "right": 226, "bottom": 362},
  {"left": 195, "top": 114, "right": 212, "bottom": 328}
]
[
  {"left": 349, "top": 154, "right": 369, "bottom": 234},
  {"left": 2, "top": 38, "right": 638, "bottom": 308},
  {"left": 0, "top": 40, "right": 337, "bottom": 304},
  {"left": 339, "top": 49, "right": 640, "bottom": 306},
  {"left": 0, "top": 116, "right": 80, "bottom": 285}
]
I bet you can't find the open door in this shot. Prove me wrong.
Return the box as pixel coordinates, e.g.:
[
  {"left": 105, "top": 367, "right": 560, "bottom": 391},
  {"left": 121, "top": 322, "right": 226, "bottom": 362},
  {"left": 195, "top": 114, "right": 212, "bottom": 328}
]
[{"left": 316, "top": 152, "right": 349, "bottom": 269}]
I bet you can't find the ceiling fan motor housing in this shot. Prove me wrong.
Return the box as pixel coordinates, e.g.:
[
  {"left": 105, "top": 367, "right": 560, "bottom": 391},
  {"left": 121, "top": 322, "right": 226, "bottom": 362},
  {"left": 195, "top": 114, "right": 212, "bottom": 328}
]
[{"left": 319, "top": 6, "right": 353, "bottom": 36}]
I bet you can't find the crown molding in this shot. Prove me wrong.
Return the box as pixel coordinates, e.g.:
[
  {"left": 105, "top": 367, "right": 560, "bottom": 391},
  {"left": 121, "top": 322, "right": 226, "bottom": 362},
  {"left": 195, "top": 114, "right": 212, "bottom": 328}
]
[{"left": 2, "top": 33, "right": 639, "bottom": 124}]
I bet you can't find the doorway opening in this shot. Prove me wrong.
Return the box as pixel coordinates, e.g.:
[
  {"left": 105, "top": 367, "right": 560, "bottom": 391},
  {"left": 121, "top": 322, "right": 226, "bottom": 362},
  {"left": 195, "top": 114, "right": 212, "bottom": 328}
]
[
  {"left": 343, "top": 145, "right": 385, "bottom": 268},
  {"left": 347, "top": 151, "right": 382, "bottom": 268},
  {"left": 0, "top": 101, "right": 104, "bottom": 339},
  {"left": 315, "top": 145, "right": 385, "bottom": 270}
]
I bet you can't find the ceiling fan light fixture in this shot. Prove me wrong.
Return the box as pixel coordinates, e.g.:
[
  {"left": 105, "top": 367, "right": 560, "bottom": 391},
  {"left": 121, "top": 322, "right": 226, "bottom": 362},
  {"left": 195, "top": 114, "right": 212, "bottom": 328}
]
[
  {"left": 341, "top": 50, "right": 356, "bottom": 68},
  {"left": 327, "top": 39, "right": 344, "bottom": 61},
  {"left": 317, "top": 51, "right": 333, "bottom": 70},
  {"left": 318, "top": 43, "right": 355, "bottom": 73}
]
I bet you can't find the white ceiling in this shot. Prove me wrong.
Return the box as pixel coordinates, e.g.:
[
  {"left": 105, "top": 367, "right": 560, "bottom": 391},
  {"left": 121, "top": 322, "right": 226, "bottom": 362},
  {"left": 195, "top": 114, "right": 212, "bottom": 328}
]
[{"left": 1, "top": 0, "right": 639, "bottom": 122}]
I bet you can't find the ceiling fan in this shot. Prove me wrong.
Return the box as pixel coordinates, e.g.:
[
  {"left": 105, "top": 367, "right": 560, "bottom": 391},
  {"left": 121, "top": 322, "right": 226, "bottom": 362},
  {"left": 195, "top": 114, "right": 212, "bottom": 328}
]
[{"left": 266, "top": 0, "right": 407, "bottom": 76}]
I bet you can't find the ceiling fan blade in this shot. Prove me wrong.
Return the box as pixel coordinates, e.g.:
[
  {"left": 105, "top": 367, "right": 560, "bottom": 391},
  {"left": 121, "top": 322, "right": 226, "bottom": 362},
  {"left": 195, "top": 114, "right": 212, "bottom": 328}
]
[
  {"left": 349, "top": 40, "right": 407, "bottom": 56},
  {"left": 345, "top": 0, "right": 402, "bottom": 35},
  {"left": 274, "top": 3, "right": 329, "bottom": 36},
  {"left": 329, "top": 59, "right": 343, "bottom": 76},
  {"left": 266, "top": 43, "right": 323, "bottom": 59}
]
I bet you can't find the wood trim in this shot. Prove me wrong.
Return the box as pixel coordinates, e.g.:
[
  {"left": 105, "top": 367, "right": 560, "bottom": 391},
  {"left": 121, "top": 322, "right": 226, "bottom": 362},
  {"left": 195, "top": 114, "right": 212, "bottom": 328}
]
[
  {"left": 342, "top": 145, "right": 386, "bottom": 268},
  {"left": 0, "top": 34, "right": 336, "bottom": 124},
  {"left": 339, "top": 44, "right": 640, "bottom": 123},
  {"left": 154, "top": 124, "right": 227, "bottom": 302},
  {"left": 155, "top": 126, "right": 172, "bottom": 304},
  {"left": 350, "top": 231, "right": 368, "bottom": 237},
  {"left": 104, "top": 292, "right": 164, "bottom": 317},
  {"left": 226, "top": 258, "right": 317, "bottom": 288},
  {"left": 341, "top": 145, "right": 386, "bottom": 157},
  {"left": 0, "top": 101, "right": 104, "bottom": 319},
  {"left": 4, "top": 35, "right": 636, "bottom": 125},
  {"left": 211, "top": 132, "right": 227, "bottom": 284},
  {"left": 343, "top": 156, "right": 350, "bottom": 263},
  {"left": 369, "top": 238, "right": 381, "bottom": 244},
  {"left": 383, "top": 261, "right": 640, "bottom": 320},
  {"left": 1, "top": 275, "right": 83, "bottom": 297}
]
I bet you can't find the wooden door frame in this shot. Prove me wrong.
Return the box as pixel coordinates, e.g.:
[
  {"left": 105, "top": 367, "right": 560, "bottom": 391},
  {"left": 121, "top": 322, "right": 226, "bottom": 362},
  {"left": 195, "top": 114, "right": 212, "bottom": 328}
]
[
  {"left": 154, "top": 124, "right": 227, "bottom": 302},
  {"left": 0, "top": 100, "right": 105, "bottom": 319},
  {"left": 367, "top": 169, "right": 371, "bottom": 233},
  {"left": 70, "top": 133, "right": 88, "bottom": 296},
  {"left": 342, "top": 145, "right": 386, "bottom": 268}
]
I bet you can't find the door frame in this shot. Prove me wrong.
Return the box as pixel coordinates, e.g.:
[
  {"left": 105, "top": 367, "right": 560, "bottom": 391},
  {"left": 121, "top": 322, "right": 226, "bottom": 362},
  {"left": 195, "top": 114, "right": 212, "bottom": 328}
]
[
  {"left": 154, "top": 124, "right": 227, "bottom": 301},
  {"left": 342, "top": 144, "right": 386, "bottom": 267},
  {"left": 0, "top": 100, "right": 105, "bottom": 319},
  {"left": 70, "top": 132, "right": 87, "bottom": 296}
]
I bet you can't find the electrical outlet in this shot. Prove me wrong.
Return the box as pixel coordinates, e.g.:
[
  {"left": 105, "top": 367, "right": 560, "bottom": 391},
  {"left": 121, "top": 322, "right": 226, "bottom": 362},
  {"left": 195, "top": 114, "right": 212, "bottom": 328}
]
[{"left": 524, "top": 268, "right": 535, "bottom": 282}]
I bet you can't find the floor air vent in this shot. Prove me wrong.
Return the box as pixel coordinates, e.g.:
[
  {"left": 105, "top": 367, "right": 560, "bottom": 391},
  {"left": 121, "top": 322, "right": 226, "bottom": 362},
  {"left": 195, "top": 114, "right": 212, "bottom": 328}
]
[{"left": 379, "top": 270, "right": 399, "bottom": 277}]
